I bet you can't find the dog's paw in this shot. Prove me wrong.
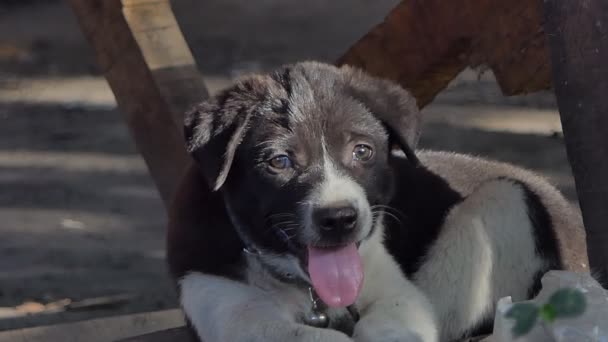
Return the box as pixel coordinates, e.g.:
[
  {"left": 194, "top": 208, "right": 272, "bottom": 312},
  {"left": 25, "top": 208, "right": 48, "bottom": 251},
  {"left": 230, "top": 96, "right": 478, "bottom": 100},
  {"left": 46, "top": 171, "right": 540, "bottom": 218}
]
[
  {"left": 288, "top": 324, "right": 354, "bottom": 342},
  {"left": 353, "top": 327, "right": 424, "bottom": 342}
]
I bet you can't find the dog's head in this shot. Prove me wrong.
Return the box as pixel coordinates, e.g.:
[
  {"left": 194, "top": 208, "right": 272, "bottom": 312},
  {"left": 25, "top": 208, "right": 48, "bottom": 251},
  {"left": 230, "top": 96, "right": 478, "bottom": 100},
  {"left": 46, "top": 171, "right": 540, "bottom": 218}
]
[{"left": 185, "top": 62, "right": 420, "bottom": 292}]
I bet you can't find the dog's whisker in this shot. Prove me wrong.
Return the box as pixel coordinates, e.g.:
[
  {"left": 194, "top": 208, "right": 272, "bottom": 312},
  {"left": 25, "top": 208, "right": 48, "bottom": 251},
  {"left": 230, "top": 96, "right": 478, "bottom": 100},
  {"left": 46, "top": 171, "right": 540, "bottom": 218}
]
[
  {"left": 266, "top": 221, "right": 297, "bottom": 234},
  {"left": 370, "top": 208, "right": 403, "bottom": 226},
  {"left": 265, "top": 213, "right": 297, "bottom": 224},
  {"left": 371, "top": 206, "right": 408, "bottom": 223},
  {"left": 371, "top": 204, "right": 399, "bottom": 210},
  {"left": 371, "top": 210, "right": 385, "bottom": 217},
  {"left": 371, "top": 205, "right": 407, "bottom": 216},
  {"left": 276, "top": 229, "right": 292, "bottom": 242},
  {"left": 276, "top": 228, "right": 297, "bottom": 243},
  {"left": 268, "top": 221, "right": 294, "bottom": 228},
  {"left": 383, "top": 212, "right": 403, "bottom": 226},
  {"left": 268, "top": 213, "right": 296, "bottom": 218}
]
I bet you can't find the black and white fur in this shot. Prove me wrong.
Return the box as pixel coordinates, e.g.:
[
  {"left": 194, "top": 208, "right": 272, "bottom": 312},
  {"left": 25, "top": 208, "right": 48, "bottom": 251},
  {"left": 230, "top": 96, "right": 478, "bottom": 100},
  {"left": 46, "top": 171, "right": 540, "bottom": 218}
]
[{"left": 167, "top": 62, "right": 587, "bottom": 342}]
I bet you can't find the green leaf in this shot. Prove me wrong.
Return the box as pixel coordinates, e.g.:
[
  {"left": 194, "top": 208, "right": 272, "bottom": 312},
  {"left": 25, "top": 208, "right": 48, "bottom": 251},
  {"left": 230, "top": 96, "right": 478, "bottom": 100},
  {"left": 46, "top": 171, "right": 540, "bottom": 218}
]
[
  {"left": 539, "top": 304, "right": 557, "bottom": 323},
  {"left": 548, "top": 288, "right": 587, "bottom": 319},
  {"left": 505, "top": 303, "right": 539, "bottom": 338}
]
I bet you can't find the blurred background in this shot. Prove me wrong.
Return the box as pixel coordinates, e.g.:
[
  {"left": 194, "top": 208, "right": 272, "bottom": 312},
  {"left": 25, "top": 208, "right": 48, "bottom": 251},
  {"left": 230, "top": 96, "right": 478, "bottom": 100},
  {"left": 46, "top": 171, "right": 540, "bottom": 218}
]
[{"left": 0, "top": 0, "right": 576, "bottom": 331}]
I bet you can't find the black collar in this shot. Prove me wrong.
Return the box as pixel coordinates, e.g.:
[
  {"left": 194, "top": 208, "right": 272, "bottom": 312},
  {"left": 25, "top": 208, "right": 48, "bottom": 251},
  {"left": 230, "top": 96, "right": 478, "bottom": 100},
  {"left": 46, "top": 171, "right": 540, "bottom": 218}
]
[{"left": 242, "top": 245, "right": 310, "bottom": 288}]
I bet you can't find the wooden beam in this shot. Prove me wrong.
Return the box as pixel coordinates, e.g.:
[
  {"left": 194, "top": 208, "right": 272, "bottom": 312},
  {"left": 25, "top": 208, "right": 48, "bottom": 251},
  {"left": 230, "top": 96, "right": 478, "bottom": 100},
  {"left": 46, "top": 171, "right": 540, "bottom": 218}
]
[
  {"left": 122, "top": 0, "right": 209, "bottom": 123},
  {"left": 67, "top": 0, "right": 207, "bottom": 208},
  {"left": 338, "top": 0, "right": 551, "bottom": 107},
  {"left": 0, "top": 309, "right": 184, "bottom": 342},
  {"left": 543, "top": 0, "right": 608, "bottom": 287}
]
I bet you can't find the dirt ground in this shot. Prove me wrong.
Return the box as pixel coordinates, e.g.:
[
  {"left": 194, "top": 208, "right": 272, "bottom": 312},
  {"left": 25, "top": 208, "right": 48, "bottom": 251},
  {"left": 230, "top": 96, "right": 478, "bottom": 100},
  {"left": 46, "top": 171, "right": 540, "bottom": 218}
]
[{"left": 0, "top": 0, "right": 578, "bottom": 331}]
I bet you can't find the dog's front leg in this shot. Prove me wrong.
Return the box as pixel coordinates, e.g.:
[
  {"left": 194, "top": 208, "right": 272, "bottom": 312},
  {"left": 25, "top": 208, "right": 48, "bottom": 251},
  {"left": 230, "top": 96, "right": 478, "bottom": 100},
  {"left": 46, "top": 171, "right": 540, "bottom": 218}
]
[
  {"left": 352, "top": 235, "right": 438, "bottom": 342},
  {"left": 353, "top": 291, "right": 437, "bottom": 342},
  {"left": 180, "top": 272, "right": 353, "bottom": 342}
]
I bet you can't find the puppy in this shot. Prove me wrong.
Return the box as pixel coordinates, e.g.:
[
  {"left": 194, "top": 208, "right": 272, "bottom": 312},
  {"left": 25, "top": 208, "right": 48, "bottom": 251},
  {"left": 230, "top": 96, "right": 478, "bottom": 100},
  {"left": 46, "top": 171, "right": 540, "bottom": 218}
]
[{"left": 167, "top": 62, "right": 587, "bottom": 342}]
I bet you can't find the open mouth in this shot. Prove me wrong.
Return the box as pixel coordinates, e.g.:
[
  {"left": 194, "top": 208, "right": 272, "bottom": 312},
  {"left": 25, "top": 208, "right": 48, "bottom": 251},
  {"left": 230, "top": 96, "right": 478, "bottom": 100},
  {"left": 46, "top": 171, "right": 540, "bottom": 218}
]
[
  {"left": 306, "top": 242, "right": 364, "bottom": 308},
  {"left": 273, "top": 222, "right": 367, "bottom": 308}
]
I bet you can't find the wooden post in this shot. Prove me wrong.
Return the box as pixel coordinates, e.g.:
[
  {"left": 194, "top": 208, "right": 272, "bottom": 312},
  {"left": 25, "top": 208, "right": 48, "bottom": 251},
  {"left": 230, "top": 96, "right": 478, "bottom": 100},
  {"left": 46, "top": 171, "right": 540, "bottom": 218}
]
[
  {"left": 122, "top": 0, "right": 209, "bottom": 123},
  {"left": 67, "top": 0, "right": 208, "bottom": 208},
  {"left": 543, "top": 0, "right": 608, "bottom": 286}
]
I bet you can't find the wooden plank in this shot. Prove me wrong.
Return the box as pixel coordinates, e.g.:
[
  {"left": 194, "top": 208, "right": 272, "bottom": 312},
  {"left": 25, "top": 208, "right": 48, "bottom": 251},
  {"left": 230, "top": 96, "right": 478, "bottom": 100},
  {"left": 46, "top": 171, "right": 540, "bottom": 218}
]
[
  {"left": 0, "top": 309, "right": 185, "bottom": 342},
  {"left": 543, "top": 0, "right": 608, "bottom": 287},
  {"left": 67, "top": 0, "right": 206, "bottom": 207},
  {"left": 338, "top": 0, "right": 551, "bottom": 107}
]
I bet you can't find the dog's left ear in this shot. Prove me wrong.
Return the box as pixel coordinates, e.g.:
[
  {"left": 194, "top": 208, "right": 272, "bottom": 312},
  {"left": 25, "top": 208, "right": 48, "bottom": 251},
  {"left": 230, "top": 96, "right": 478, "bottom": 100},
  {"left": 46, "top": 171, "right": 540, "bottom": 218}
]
[
  {"left": 184, "top": 83, "right": 258, "bottom": 191},
  {"left": 342, "top": 66, "right": 421, "bottom": 165}
]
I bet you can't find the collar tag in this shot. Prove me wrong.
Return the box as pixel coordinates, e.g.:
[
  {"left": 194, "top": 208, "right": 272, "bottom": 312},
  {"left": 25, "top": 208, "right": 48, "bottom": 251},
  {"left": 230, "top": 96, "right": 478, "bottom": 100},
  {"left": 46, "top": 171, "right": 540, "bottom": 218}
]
[{"left": 303, "top": 287, "right": 330, "bottom": 328}]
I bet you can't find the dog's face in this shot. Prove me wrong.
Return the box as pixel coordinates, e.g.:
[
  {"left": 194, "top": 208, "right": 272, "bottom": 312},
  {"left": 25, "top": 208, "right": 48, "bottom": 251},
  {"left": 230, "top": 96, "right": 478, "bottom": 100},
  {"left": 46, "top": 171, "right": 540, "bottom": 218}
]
[{"left": 185, "top": 62, "right": 420, "bottom": 270}]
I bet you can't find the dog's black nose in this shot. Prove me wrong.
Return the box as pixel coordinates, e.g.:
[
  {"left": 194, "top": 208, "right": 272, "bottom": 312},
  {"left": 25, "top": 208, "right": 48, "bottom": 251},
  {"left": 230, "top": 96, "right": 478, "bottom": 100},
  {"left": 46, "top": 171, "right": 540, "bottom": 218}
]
[{"left": 313, "top": 205, "right": 358, "bottom": 233}]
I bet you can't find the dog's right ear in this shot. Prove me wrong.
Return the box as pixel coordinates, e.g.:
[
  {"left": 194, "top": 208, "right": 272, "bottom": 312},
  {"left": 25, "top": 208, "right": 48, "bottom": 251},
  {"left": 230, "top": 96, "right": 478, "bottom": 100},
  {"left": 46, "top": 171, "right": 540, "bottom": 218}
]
[
  {"left": 184, "top": 88, "right": 255, "bottom": 192},
  {"left": 341, "top": 65, "right": 421, "bottom": 165}
]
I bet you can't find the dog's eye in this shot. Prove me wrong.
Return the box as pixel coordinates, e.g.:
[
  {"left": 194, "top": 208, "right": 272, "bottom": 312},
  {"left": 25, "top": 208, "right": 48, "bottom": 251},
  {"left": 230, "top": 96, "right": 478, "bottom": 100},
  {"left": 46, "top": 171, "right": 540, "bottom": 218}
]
[
  {"left": 353, "top": 144, "right": 373, "bottom": 162},
  {"left": 269, "top": 155, "right": 293, "bottom": 170}
]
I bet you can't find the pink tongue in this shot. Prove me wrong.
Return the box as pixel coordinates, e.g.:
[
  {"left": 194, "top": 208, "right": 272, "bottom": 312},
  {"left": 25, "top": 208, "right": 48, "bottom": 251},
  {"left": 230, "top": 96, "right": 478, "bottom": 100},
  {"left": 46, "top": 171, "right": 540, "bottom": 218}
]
[{"left": 307, "top": 243, "right": 364, "bottom": 308}]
